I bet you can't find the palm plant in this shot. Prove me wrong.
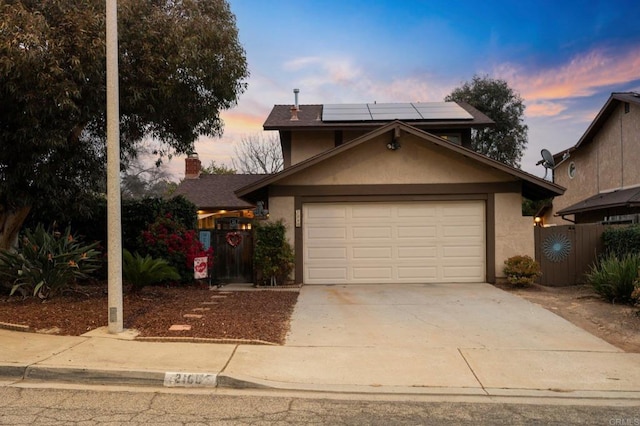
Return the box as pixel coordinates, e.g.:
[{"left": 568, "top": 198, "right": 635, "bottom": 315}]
[{"left": 122, "top": 249, "right": 180, "bottom": 293}]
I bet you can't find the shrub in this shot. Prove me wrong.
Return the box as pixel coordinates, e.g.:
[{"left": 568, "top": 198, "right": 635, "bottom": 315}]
[
  {"left": 122, "top": 249, "right": 180, "bottom": 293},
  {"left": 0, "top": 224, "right": 101, "bottom": 298},
  {"left": 602, "top": 225, "right": 640, "bottom": 259},
  {"left": 503, "top": 255, "right": 541, "bottom": 287},
  {"left": 139, "top": 214, "right": 212, "bottom": 283},
  {"left": 254, "top": 220, "right": 294, "bottom": 286},
  {"left": 586, "top": 253, "right": 640, "bottom": 304}
]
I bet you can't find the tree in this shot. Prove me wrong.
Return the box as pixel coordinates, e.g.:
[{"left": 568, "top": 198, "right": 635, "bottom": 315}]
[
  {"left": 121, "top": 145, "right": 176, "bottom": 200},
  {"left": 232, "top": 133, "right": 283, "bottom": 174},
  {"left": 0, "top": 0, "right": 248, "bottom": 248},
  {"left": 200, "top": 160, "right": 236, "bottom": 175},
  {"left": 445, "top": 75, "right": 528, "bottom": 168}
]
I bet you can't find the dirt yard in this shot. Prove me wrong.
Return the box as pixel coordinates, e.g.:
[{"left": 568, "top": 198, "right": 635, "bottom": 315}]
[{"left": 497, "top": 283, "right": 640, "bottom": 353}]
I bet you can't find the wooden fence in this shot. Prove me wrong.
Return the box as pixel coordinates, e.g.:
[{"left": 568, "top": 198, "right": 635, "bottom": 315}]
[{"left": 534, "top": 224, "right": 605, "bottom": 286}]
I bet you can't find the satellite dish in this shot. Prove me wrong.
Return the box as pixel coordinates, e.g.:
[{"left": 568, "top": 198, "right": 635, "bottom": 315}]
[
  {"left": 536, "top": 149, "right": 556, "bottom": 180},
  {"left": 541, "top": 149, "right": 555, "bottom": 169}
]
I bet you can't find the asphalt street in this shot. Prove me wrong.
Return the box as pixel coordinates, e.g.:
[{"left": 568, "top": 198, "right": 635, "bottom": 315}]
[{"left": 1, "top": 384, "right": 639, "bottom": 425}]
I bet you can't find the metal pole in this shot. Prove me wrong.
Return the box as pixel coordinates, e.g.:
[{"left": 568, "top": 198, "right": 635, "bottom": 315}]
[{"left": 106, "top": 0, "right": 123, "bottom": 333}]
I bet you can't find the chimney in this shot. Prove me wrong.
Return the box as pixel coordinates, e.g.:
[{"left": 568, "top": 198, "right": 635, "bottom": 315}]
[
  {"left": 290, "top": 88, "right": 300, "bottom": 121},
  {"left": 185, "top": 152, "right": 201, "bottom": 179},
  {"left": 293, "top": 88, "right": 300, "bottom": 110}
]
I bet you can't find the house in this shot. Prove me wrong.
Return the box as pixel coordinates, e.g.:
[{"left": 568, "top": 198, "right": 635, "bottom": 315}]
[
  {"left": 236, "top": 99, "right": 563, "bottom": 285},
  {"left": 172, "top": 154, "right": 268, "bottom": 283},
  {"left": 545, "top": 92, "right": 640, "bottom": 225},
  {"left": 172, "top": 153, "right": 267, "bottom": 230}
]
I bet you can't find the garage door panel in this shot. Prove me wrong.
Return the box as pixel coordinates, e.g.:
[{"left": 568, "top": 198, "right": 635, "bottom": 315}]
[
  {"left": 397, "top": 204, "right": 437, "bottom": 217},
  {"left": 306, "top": 207, "right": 347, "bottom": 219},
  {"left": 398, "top": 246, "right": 438, "bottom": 258},
  {"left": 352, "top": 226, "right": 393, "bottom": 238},
  {"left": 442, "top": 246, "right": 483, "bottom": 258},
  {"left": 443, "top": 266, "right": 484, "bottom": 279},
  {"left": 304, "top": 201, "right": 485, "bottom": 284},
  {"left": 352, "top": 247, "right": 393, "bottom": 259},
  {"left": 397, "top": 225, "right": 436, "bottom": 238},
  {"left": 307, "top": 227, "right": 346, "bottom": 239},
  {"left": 442, "top": 225, "right": 483, "bottom": 237},
  {"left": 351, "top": 206, "right": 393, "bottom": 219},
  {"left": 306, "top": 247, "right": 347, "bottom": 260},
  {"left": 307, "top": 267, "right": 347, "bottom": 280},
  {"left": 398, "top": 266, "right": 438, "bottom": 280},
  {"left": 353, "top": 267, "right": 393, "bottom": 279}
]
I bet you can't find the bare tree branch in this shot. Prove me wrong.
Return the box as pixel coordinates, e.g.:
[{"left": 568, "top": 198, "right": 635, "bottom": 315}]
[{"left": 232, "top": 133, "right": 283, "bottom": 174}]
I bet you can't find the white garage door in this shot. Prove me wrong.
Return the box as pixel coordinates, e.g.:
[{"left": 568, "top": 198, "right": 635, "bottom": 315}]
[{"left": 303, "top": 201, "right": 485, "bottom": 284}]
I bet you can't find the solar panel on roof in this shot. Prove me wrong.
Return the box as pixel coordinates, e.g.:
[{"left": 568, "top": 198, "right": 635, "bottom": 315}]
[{"left": 322, "top": 102, "right": 473, "bottom": 122}]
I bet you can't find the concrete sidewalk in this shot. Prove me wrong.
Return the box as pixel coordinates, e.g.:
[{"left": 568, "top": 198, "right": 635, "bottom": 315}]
[
  {"left": 1, "top": 327, "right": 640, "bottom": 399},
  {"left": 2, "top": 283, "right": 640, "bottom": 399}
]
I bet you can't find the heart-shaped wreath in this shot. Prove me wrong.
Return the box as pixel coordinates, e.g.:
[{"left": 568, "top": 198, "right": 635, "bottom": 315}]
[{"left": 225, "top": 232, "right": 242, "bottom": 247}]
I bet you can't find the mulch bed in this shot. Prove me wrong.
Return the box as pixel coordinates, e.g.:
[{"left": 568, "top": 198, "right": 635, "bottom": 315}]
[{"left": 0, "top": 283, "right": 299, "bottom": 345}]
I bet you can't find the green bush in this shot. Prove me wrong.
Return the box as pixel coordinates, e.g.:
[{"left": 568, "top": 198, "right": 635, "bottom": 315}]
[
  {"left": 602, "top": 225, "right": 640, "bottom": 258},
  {"left": 254, "top": 220, "right": 294, "bottom": 286},
  {"left": 122, "top": 249, "right": 180, "bottom": 293},
  {"left": 503, "top": 255, "right": 541, "bottom": 287},
  {"left": 586, "top": 253, "right": 640, "bottom": 304},
  {"left": 0, "top": 224, "right": 101, "bottom": 298}
]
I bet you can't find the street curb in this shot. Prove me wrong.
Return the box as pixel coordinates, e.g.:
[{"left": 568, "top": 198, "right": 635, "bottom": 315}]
[
  {"left": 0, "top": 364, "right": 27, "bottom": 379},
  {"left": 24, "top": 366, "right": 166, "bottom": 387}
]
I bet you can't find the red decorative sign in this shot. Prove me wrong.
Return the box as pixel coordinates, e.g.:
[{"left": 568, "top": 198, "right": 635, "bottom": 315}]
[
  {"left": 226, "top": 232, "right": 242, "bottom": 248},
  {"left": 193, "top": 256, "right": 208, "bottom": 279}
]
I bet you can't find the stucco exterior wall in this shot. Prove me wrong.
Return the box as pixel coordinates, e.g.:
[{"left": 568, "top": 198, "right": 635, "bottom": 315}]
[
  {"left": 291, "top": 131, "right": 334, "bottom": 165},
  {"left": 494, "top": 192, "right": 534, "bottom": 278},
  {"left": 266, "top": 196, "right": 295, "bottom": 248},
  {"left": 547, "top": 102, "right": 640, "bottom": 225},
  {"left": 280, "top": 133, "right": 511, "bottom": 186},
  {"left": 622, "top": 102, "right": 640, "bottom": 186}
]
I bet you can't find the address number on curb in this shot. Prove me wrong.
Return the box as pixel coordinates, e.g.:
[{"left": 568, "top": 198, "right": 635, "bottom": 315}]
[{"left": 163, "top": 372, "right": 217, "bottom": 387}]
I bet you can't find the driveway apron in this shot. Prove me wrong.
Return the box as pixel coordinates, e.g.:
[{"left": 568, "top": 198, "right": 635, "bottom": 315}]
[{"left": 285, "top": 283, "right": 619, "bottom": 351}]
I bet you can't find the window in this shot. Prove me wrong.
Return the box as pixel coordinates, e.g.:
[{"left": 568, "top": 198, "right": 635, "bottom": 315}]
[{"left": 568, "top": 162, "right": 576, "bottom": 179}]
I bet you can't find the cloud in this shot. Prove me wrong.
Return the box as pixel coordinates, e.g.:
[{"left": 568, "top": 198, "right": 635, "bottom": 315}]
[
  {"left": 496, "top": 46, "right": 640, "bottom": 103},
  {"left": 525, "top": 101, "right": 568, "bottom": 118}
]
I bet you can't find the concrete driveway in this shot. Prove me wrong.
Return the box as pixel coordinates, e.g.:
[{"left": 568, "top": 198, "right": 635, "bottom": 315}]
[{"left": 285, "top": 283, "right": 619, "bottom": 351}]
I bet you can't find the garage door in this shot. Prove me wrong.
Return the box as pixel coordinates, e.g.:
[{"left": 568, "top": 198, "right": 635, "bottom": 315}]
[{"left": 303, "top": 201, "right": 485, "bottom": 284}]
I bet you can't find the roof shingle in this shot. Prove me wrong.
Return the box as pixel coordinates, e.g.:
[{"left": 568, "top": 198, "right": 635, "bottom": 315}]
[{"left": 172, "top": 174, "right": 268, "bottom": 210}]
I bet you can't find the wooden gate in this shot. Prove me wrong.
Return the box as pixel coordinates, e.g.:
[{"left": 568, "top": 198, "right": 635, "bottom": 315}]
[
  {"left": 210, "top": 230, "right": 254, "bottom": 283},
  {"left": 534, "top": 224, "right": 605, "bottom": 286}
]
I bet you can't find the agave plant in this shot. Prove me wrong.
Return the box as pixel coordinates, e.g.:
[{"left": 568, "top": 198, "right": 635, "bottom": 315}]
[
  {"left": 0, "top": 224, "right": 101, "bottom": 298},
  {"left": 122, "top": 249, "right": 180, "bottom": 293}
]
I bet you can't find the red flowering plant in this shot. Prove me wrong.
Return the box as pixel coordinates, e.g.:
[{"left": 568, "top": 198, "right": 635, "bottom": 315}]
[{"left": 139, "top": 214, "right": 213, "bottom": 284}]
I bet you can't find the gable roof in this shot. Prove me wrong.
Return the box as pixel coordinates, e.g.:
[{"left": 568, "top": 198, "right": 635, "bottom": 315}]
[
  {"left": 553, "top": 92, "right": 640, "bottom": 161},
  {"left": 263, "top": 101, "right": 494, "bottom": 131},
  {"left": 173, "top": 174, "right": 268, "bottom": 210},
  {"left": 237, "top": 121, "right": 564, "bottom": 201}
]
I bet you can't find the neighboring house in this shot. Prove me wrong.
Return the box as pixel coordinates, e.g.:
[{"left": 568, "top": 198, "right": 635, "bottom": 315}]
[
  {"left": 172, "top": 155, "right": 268, "bottom": 283},
  {"left": 545, "top": 92, "right": 640, "bottom": 225},
  {"left": 172, "top": 153, "right": 267, "bottom": 230},
  {"left": 236, "top": 101, "right": 563, "bottom": 285}
]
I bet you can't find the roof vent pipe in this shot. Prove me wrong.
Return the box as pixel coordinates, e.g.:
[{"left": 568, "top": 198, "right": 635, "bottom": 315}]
[{"left": 293, "top": 88, "right": 300, "bottom": 110}]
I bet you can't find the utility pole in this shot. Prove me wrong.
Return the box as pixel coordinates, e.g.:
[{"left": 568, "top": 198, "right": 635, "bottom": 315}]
[{"left": 106, "top": 0, "right": 123, "bottom": 333}]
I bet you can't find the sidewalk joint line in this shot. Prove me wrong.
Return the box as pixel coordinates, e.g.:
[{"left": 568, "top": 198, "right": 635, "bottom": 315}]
[
  {"left": 219, "top": 344, "right": 239, "bottom": 373},
  {"left": 458, "top": 348, "right": 488, "bottom": 395}
]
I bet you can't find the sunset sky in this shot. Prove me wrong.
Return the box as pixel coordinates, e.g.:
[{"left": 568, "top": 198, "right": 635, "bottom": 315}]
[{"left": 167, "top": 0, "right": 640, "bottom": 179}]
